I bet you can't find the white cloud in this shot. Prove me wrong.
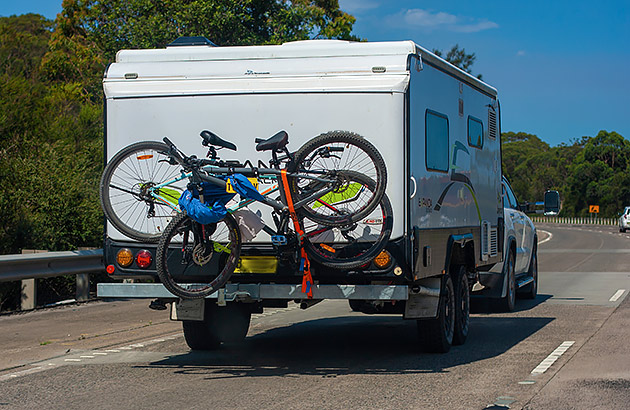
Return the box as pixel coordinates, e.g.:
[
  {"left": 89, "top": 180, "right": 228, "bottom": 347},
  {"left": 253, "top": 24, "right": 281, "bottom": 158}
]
[
  {"left": 338, "top": 0, "right": 381, "bottom": 14},
  {"left": 395, "top": 9, "right": 499, "bottom": 33}
]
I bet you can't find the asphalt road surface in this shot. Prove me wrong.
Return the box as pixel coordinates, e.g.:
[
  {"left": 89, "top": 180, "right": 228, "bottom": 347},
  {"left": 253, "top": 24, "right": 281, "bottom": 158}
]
[{"left": 1, "top": 223, "right": 629, "bottom": 409}]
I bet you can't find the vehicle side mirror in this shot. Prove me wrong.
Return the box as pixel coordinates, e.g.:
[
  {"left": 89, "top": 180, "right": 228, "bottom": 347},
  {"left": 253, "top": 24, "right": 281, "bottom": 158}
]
[{"left": 544, "top": 190, "right": 560, "bottom": 216}]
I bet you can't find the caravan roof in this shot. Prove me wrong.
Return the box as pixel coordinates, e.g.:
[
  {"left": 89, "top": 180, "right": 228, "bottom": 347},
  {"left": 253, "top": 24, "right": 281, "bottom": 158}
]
[{"left": 105, "top": 40, "right": 496, "bottom": 98}]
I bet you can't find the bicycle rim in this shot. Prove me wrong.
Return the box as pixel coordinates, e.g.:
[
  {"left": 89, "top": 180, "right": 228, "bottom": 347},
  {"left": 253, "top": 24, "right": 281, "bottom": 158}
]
[
  {"left": 302, "top": 175, "right": 393, "bottom": 269},
  {"left": 290, "top": 131, "right": 387, "bottom": 226},
  {"left": 100, "top": 141, "right": 185, "bottom": 242},
  {"left": 156, "top": 212, "right": 241, "bottom": 299}
]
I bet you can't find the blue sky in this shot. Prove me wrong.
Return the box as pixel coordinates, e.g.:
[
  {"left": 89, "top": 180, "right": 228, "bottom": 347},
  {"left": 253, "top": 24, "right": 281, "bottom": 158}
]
[{"left": 2, "top": 0, "right": 629, "bottom": 146}]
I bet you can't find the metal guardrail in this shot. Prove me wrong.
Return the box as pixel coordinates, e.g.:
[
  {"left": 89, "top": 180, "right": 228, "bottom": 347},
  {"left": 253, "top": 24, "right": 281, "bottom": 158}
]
[
  {"left": 0, "top": 249, "right": 105, "bottom": 311},
  {"left": 0, "top": 249, "right": 105, "bottom": 282},
  {"left": 531, "top": 216, "right": 617, "bottom": 225}
]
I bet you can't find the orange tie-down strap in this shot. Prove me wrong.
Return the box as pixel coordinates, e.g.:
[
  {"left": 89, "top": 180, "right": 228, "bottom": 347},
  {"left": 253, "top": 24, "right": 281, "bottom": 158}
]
[{"left": 280, "top": 170, "right": 314, "bottom": 298}]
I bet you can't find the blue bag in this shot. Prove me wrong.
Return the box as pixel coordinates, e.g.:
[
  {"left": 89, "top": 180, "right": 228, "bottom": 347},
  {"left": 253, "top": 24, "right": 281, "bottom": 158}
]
[
  {"left": 178, "top": 174, "right": 264, "bottom": 225},
  {"left": 178, "top": 179, "right": 236, "bottom": 225},
  {"left": 228, "top": 174, "right": 266, "bottom": 202}
]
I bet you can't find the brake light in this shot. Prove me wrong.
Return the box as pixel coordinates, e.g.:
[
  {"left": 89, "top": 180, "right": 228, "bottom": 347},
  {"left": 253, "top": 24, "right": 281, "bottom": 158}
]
[
  {"left": 106, "top": 265, "right": 115, "bottom": 274},
  {"left": 116, "top": 248, "right": 133, "bottom": 267},
  {"left": 135, "top": 250, "right": 152, "bottom": 268}
]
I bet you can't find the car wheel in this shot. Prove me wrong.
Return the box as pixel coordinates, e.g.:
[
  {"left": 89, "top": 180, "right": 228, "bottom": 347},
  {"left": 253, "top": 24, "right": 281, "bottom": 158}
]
[
  {"left": 494, "top": 249, "right": 516, "bottom": 312},
  {"left": 519, "top": 246, "right": 538, "bottom": 300}
]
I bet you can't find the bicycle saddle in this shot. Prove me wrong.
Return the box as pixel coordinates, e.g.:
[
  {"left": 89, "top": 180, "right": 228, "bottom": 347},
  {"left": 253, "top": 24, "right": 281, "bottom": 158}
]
[
  {"left": 255, "top": 131, "right": 288, "bottom": 152},
  {"left": 200, "top": 130, "right": 237, "bottom": 151}
]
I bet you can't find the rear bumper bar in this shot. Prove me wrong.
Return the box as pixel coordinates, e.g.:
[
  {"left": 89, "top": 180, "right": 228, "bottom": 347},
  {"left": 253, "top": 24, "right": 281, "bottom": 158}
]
[{"left": 97, "top": 283, "right": 409, "bottom": 301}]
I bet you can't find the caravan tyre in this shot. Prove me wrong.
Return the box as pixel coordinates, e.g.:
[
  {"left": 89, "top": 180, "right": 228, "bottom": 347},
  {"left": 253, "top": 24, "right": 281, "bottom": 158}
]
[
  {"left": 183, "top": 302, "right": 251, "bottom": 350},
  {"left": 453, "top": 266, "right": 470, "bottom": 346},
  {"left": 417, "top": 273, "right": 455, "bottom": 353}
]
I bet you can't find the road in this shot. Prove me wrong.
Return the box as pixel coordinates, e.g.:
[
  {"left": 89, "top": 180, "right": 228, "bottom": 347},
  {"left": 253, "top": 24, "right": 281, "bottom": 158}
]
[{"left": 1, "top": 223, "right": 629, "bottom": 409}]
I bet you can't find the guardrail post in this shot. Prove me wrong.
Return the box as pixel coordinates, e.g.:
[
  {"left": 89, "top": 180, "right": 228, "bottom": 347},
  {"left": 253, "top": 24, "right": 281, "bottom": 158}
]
[
  {"left": 20, "top": 250, "right": 47, "bottom": 310},
  {"left": 21, "top": 279, "right": 36, "bottom": 311},
  {"left": 76, "top": 274, "right": 90, "bottom": 301},
  {"left": 76, "top": 247, "right": 94, "bottom": 301}
]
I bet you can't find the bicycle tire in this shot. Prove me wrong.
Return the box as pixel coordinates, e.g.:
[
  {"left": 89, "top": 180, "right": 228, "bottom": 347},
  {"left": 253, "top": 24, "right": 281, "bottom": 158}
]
[
  {"left": 302, "top": 171, "right": 393, "bottom": 269},
  {"left": 100, "top": 141, "right": 184, "bottom": 242},
  {"left": 289, "top": 131, "right": 387, "bottom": 226},
  {"left": 156, "top": 211, "right": 242, "bottom": 299}
]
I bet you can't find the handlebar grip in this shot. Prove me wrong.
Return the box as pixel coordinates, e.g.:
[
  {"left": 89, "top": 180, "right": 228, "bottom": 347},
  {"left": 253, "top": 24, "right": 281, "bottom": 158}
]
[
  {"left": 163, "top": 137, "right": 175, "bottom": 148},
  {"left": 255, "top": 138, "right": 265, "bottom": 143},
  {"left": 162, "top": 137, "right": 186, "bottom": 164}
]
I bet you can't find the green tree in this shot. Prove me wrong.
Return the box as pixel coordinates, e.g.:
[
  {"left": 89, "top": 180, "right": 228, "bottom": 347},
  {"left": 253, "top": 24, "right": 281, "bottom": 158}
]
[
  {"left": 52, "top": 0, "right": 357, "bottom": 62},
  {"left": 502, "top": 130, "right": 630, "bottom": 217},
  {"left": 1, "top": 1, "right": 359, "bottom": 255},
  {"left": 564, "top": 131, "right": 630, "bottom": 217},
  {"left": 0, "top": 13, "right": 103, "bottom": 254},
  {"left": 433, "top": 44, "right": 482, "bottom": 79},
  {"left": 0, "top": 14, "right": 52, "bottom": 79}
]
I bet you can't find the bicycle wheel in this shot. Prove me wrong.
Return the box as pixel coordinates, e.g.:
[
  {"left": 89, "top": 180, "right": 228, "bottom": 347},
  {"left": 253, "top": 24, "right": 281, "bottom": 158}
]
[
  {"left": 290, "top": 131, "right": 387, "bottom": 226},
  {"left": 156, "top": 211, "right": 242, "bottom": 299},
  {"left": 302, "top": 172, "right": 393, "bottom": 269},
  {"left": 100, "top": 141, "right": 185, "bottom": 242}
]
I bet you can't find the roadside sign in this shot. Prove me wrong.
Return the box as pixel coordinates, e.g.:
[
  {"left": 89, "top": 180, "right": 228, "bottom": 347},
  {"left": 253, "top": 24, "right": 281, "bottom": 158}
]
[{"left": 589, "top": 205, "right": 599, "bottom": 213}]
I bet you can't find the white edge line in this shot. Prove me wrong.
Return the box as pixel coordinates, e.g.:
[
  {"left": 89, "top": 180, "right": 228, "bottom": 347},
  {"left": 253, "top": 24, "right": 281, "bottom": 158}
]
[
  {"left": 538, "top": 229, "right": 553, "bottom": 245},
  {"left": 531, "top": 341, "right": 574, "bottom": 374},
  {"left": 609, "top": 289, "right": 626, "bottom": 302}
]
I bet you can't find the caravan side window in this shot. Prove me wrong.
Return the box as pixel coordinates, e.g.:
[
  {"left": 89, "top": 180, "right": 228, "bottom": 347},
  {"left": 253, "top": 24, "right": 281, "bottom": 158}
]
[
  {"left": 468, "top": 116, "right": 483, "bottom": 148},
  {"left": 426, "top": 110, "right": 449, "bottom": 172}
]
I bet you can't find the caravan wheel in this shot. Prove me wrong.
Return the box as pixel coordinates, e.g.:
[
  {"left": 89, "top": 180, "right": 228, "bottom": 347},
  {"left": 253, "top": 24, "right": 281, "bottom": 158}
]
[
  {"left": 453, "top": 266, "right": 470, "bottom": 346},
  {"left": 417, "top": 273, "right": 455, "bottom": 353}
]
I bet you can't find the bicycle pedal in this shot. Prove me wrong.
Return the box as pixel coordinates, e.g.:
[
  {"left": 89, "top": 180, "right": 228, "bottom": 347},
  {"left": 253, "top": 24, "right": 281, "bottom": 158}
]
[{"left": 271, "top": 235, "right": 287, "bottom": 246}]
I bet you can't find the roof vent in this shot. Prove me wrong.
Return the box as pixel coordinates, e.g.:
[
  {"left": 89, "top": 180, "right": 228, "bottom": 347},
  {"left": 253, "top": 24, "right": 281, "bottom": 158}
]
[{"left": 167, "top": 36, "right": 217, "bottom": 47}]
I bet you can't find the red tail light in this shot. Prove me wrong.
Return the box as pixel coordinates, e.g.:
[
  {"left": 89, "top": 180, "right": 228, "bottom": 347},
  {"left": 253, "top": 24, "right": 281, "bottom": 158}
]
[{"left": 135, "top": 250, "right": 152, "bottom": 268}]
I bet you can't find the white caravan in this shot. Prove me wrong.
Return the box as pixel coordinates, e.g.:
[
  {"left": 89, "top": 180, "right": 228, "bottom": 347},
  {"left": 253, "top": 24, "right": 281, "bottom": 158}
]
[{"left": 98, "top": 38, "right": 508, "bottom": 352}]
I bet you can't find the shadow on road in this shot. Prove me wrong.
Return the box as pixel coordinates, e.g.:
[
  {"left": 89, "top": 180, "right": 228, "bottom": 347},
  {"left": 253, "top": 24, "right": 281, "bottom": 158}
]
[
  {"left": 471, "top": 294, "right": 553, "bottom": 314},
  {"left": 143, "top": 314, "right": 554, "bottom": 379}
]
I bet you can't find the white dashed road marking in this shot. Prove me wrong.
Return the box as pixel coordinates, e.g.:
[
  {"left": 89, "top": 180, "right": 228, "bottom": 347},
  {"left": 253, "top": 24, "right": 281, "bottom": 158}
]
[
  {"left": 1, "top": 305, "right": 303, "bottom": 382},
  {"left": 0, "top": 332, "right": 184, "bottom": 381},
  {"left": 531, "top": 341, "right": 575, "bottom": 374},
  {"left": 609, "top": 289, "right": 626, "bottom": 302}
]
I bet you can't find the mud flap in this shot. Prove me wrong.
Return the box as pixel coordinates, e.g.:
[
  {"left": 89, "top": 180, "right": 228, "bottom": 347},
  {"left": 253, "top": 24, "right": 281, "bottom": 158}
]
[
  {"left": 403, "top": 277, "right": 441, "bottom": 319},
  {"left": 170, "top": 298, "right": 205, "bottom": 321}
]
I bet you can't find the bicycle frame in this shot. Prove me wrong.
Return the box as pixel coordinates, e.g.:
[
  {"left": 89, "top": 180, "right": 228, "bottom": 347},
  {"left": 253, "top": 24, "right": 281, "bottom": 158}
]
[
  {"left": 147, "top": 164, "right": 351, "bottom": 216},
  {"left": 144, "top": 165, "right": 364, "bottom": 247}
]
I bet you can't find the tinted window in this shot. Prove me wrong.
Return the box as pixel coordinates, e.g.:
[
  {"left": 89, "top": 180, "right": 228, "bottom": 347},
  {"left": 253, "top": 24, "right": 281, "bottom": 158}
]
[
  {"left": 468, "top": 116, "right": 483, "bottom": 148},
  {"left": 426, "top": 110, "right": 449, "bottom": 172},
  {"left": 504, "top": 183, "right": 519, "bottom": 209}
]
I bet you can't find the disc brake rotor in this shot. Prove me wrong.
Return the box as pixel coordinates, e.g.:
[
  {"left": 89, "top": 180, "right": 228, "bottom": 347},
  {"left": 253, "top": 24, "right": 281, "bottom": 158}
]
[{"left": 192, "top": 242, "right": 213, "bottom": 266}]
